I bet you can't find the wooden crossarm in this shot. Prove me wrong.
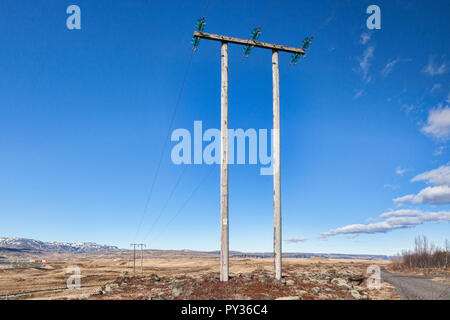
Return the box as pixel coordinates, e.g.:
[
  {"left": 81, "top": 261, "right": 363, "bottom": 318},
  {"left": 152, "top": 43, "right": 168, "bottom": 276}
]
[{"left": 193, "top": 31, "right": 305, "bottom": 55}]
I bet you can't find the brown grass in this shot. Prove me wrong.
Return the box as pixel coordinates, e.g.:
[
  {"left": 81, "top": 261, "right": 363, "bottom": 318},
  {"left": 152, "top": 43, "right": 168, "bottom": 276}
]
[{"left": 0, "top": 256, "right": 398, "bottom": 300}]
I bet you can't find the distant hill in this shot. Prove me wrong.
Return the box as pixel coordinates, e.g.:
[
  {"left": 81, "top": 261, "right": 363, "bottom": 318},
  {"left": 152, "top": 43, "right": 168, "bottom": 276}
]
[
  {"left": 0, "top": 237, "right": 390, "bottom": 261},
  {"left": 0, "top": 237, "right": 118, "bottom": 255},
  {"left": 206, "top": 250, "right": 390, "bottom": 261}
]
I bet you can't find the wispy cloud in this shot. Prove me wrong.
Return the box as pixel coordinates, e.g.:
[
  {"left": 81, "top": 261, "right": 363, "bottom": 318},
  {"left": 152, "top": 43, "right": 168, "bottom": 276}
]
[
  {"left": 384, "top": 184, "right": 400, "bottom": 190},
  {"left": 354, "top": 88, "right": 365, "bottom": 100},
  {"left": 381, "top": 58, "right": 412, "bottom": 77},
  {"left": 354, "top": 33, "right": 376, "bottom": 94},
  {"left": 395, "top": 166, "right": 408, "bottom": 176},
  {"left": 358, "top": 46, "right": 374, "bottom": 83},
  {"left": 285, "top": 237, "right": 308, "bottom": 243},
  {"left": 423, "top": 57, "right": 449, "bottom": 76},
  {"left": 402, "top": 104, "right": 415, "bottom": 115},
  {"left": 381, "top": 59, "right": 400, "bottom": 77},
  {"left": 430, "top": 83, "right": 442, "bottom": 93},
  {"left": 421, "top": 105, "right": 450, "bottom": 141},
  {"left": 360, "top": 32, "right": 371, "bottom": 45},
  {"left": 433, "top": 146, "right": 446, "bottom": 156},
  {"left": 320, "top": 209, "right": 450, "bottom": 238}
]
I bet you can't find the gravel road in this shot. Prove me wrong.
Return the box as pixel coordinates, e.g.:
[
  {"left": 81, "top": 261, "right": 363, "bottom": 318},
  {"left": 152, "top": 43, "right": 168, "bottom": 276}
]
[{"left": 381, "top": 269, "right": 450, "bottom": 300}]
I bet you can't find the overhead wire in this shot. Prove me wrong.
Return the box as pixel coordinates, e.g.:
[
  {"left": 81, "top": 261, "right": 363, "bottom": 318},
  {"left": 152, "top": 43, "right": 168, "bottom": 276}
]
[
  {"left": 142, "top": 0, "right": 281, "bottom": 246},
  {"left": 311, "top": 0, "right": 345, "bottom": 38},
  {"left": 131, "top": 0, "right": 212, "bottom": 243},
  {"left": 247, "top": 0, "right": 347, "bottom": 121}
]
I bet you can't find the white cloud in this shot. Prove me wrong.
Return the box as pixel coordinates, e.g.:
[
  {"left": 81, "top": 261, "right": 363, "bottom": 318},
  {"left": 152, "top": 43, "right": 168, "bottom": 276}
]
[
  {"left": 402, "top": 104, "right": 415, "bottom": 115},
  {"left": 285, "top": 237, "right": 308, "bottom": 243},
  {"left": 430, "top": 83, "right": 442, "bottom": 93},
  {"left": 354, "top": 88, "right": 365, "bottom": 100},
  {"left": 393, "top": 185, "right": 450, "bottom": 205},
  {"left": 359, "top": 46, "right": 374, "bottom": 82},
  {"left": 423, "top": 57, "right": 449, "bottom": 76},
  {"left": 378, "top": 209, "right": 424, "bottom": 218},
  {"left": 411, "top": 164, "right": 450, "bottom": 186},
  {"left": 393, "top": 164, "right": 450, "bottom": 206},
  {"left": 421, "top": 105, "right": 450, "bottom": 141},
  {"left": 360, "top": 32, "right": 371, "bottom": 45},
  {"left": 381, "top": 59, "right": 399, "bottom": 77},
  {"left": 433, "top": 146, "right": 446, "bottom": 156},
  {"left": 395, "top": 166, "right": 408, "bottom": 176},
  {"left": 322, "top": 164, "right": 450, "bottom": 238},
  {"left": 320, "top": 209, "right": 450, "bottom": 238},
  {"left": 384, "top": 184, "right": 399, "bottom": 190},
  {"left": 381, "top": 58, "right": 411, "bottom": 77}
]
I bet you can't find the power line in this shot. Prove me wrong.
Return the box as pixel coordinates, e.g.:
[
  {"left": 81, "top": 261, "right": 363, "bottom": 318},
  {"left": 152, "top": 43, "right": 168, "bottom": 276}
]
[
  {"left": 312, "top": 0, "right": 345, "bottom": 38},
  {"left": 244, "top": 0, "right": 347, "bottom": 123},
  {"left": 132, "top": 48, "right": 195, "bottom": 243},
  {"left": 202, "top": 0, "right": 212, "bottom": 18},
  {"left": 204, "top": 0, "right": 281, "bottom": 126},
  {"left": 141, "top": 165, "right": 189, "bottom": 242},
  {"left": 132, "top": 0, "right": 212, "bottom": 243},
  {"left": 148, "top": 166, "right": 215, "bottom": 245},
  {"left": 140, "top": 0, "right": 281, "bottom": 245},
  {"left": 259, "top": 0, "right": 280, "bottom": 30}
]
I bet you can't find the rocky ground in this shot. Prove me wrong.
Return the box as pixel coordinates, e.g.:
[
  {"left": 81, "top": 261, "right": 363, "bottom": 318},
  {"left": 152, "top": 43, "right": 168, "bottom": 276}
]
[{"left": 89, "top": 262, "right": 399, "bottom": 300}]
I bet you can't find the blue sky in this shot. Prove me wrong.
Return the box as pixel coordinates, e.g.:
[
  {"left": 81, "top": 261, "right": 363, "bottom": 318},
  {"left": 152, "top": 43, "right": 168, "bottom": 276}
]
[{"left": 1, "top": 0, "right": 449, "bottom": 255}]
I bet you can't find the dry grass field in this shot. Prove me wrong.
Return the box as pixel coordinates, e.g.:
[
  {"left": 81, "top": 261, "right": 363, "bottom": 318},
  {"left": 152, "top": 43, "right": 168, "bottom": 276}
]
[{"left": 0, "top": 254, "right": 400, "bottom": 300}]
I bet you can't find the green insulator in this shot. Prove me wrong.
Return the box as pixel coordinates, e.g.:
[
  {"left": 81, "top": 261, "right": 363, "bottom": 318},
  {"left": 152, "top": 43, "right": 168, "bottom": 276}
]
[
  {"left": 243, "top": 46, "right": 252, "bottom": 57},
  {"left": 195, "top": 18, "right": 206, "bottom": 32},
  {"left": 301, "top": 36, "right": 313, "bottom": 50},
  {"left": 290, "top": 54, "right": 300, "bottom": 64},
  {"left": 192, "top": 36, "right": 200, "bottom": 48},
  {"left": 250, "top": 28, "right": 261, "bottom": 40}
]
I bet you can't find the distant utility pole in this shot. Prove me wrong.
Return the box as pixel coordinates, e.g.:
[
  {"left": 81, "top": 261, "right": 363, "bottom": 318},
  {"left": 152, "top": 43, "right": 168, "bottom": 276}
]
[
  {"left": 193, "top": 31, "right": 304, "bottom": 281},
  {"left": 130, "top": 243, "right": 145, "bottom": 277},
  {"left": 140, "top": 244, "right": 146, "bottom": 274}
]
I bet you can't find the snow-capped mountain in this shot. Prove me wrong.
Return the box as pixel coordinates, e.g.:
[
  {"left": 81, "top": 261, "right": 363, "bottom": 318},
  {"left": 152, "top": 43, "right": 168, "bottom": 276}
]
[{"left": 0, "top": 237, "right": 118, "bottom": 254}]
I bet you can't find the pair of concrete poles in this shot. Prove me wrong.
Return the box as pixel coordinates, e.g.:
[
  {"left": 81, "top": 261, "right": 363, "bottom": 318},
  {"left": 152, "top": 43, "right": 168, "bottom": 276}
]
[{"left": 193, "top": 31, "right": 305, "bottom": 281}]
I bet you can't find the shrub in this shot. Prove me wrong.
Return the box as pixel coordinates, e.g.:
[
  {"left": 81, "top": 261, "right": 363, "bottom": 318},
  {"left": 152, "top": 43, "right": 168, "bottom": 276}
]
[{"left": 390, "top": 236, "right": 449, "bottom": 270}]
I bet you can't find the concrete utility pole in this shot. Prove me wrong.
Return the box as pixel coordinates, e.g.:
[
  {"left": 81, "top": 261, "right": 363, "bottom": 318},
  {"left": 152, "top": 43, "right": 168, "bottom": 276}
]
[
  {"left": 130, "top": 243, "right": 145, "bottom": 277},
  {"left": 220, "top": 42, "right": 229, "bottom": 282},
  {"left": 272, "top": 50, "right": 282, "bottom": 280},
  {"left": 193, "top": 31, "right": 304, "bottom": 281}
]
